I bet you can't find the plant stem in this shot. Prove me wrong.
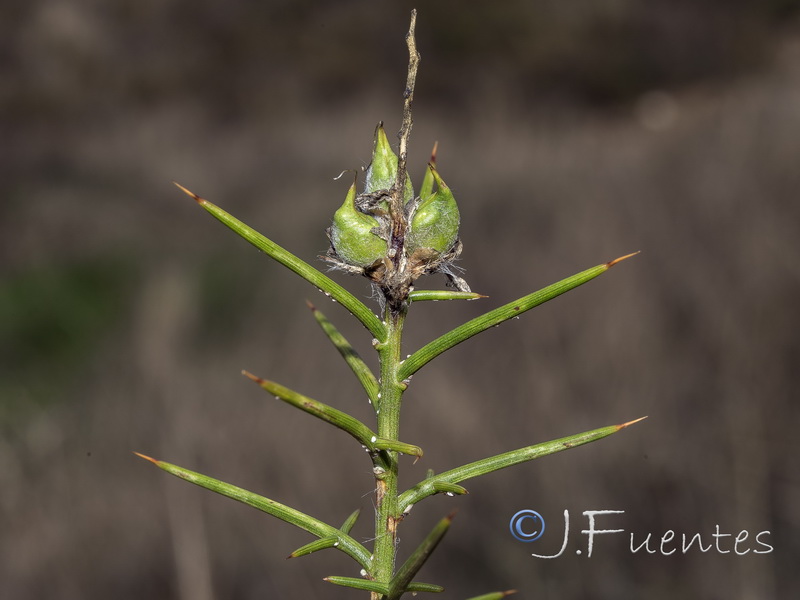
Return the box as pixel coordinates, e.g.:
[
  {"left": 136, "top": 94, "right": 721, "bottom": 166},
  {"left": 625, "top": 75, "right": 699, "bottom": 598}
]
[{"left": 372, "top": 305, "right": 408, "bottom": 597}]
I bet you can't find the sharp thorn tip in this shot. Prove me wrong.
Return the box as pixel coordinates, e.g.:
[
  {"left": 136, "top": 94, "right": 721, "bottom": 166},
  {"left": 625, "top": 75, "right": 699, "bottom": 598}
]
[
  {"left": 173, "top": 181, "right": 205, "bottom": 203},
  {"left": 133, "top": 451, "right": 159, "bottom": 464},
  {"left": 618, "top": 416, "right": 648, "bottom": 429},
  {"left": 430, "top": 140, "right": 439, "bottom": 163},
  {"left": 607, "top": 251, "right": 641, "bottom": 268},
  {"left": 241, "top": 370, "right": 262, "bottom": 383}
]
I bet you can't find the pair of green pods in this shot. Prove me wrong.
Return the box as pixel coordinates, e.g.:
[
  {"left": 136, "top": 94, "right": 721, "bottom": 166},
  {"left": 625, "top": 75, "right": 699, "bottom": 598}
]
[{"left": 330, "top": 126, "right": 460, "bottom": 268}]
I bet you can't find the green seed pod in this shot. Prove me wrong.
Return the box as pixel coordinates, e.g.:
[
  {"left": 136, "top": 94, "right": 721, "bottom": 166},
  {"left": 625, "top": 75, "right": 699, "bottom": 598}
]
[
  {"left": 365, "top": 124, "right": 414, "bottom": 203},
  {"left": 407, "top": 165, "right": 460, "bottom": 254},
  {"left": 330, "top": 181, "right": 387, "bottom": 267}
]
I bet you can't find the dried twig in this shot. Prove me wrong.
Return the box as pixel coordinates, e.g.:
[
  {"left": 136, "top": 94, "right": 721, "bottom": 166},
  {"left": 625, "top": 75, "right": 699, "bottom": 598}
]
[{"left": 387, "top": 9, "right": 420, "bottom": 281}]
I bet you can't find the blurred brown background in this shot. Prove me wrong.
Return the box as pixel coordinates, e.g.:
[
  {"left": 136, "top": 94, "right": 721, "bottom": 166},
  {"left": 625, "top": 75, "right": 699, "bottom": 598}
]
[{"left": 2, "top": 1, "right": 799, "bottom": 598}]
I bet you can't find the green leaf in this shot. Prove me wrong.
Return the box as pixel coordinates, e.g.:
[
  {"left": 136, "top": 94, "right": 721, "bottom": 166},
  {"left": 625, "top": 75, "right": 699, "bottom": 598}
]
[
  {"left": 174, "top": 183, "right": 385, "bottom": 340},
  {"left": 324, "top": 576, "right": 389, "bottom": 594},
  {"left": 465, "top": 590, "right": 517, "bottom": 600},
  {"left": 407, "top": 582, "right": 445, "bottom": 593},
  {"left": 398, "top": 418, "right": 646, "bottom": 512},
  {"left": 287, "top": 537, "right": 339, "bottom": 559},
  {"left": 339, "top": 508, "right": 361, "bottom": 534},
  {"left": 288, "top": 509, "right": 362, "bottom": 558},
  {"left": 373, "top": 438, "right": 424, "bottom": 460},
  {"left": 243, "top": 371, "right": 422, "bottom": 459},
  {"left": 387, "top": 512, "right": 454, "bottom": 599},
  {"left": 398, "top": 254, "right": 638, "bottom": 380},
  {"left": 322, "top": 577, "right": 443, "bottom": 595},
  {"left": 432, "top": 481, "right": 468, "bottom": 496},
  {"left": 133, "top": 453, "right": 371, "bottom": 570},
  {"left": 408, "top": 290, "right": 486, "bottom": 302},
  {"left": 307, "top": 301, "right": 379, "bottom": 407}
]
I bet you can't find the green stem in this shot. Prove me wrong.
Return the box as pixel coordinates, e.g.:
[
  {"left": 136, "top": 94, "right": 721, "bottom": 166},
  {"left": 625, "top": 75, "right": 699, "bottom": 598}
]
[{"left": 372, "top": 305, "right": 408, "bottom": 595}]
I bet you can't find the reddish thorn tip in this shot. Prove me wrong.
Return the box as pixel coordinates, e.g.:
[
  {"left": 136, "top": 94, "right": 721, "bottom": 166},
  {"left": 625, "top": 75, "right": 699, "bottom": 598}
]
[
  {"left": 503, "top": 591, "right": 519, "bottom": 597},
  {"left": 607, "top": 251, "right": 641, "bottom": 268},
  {"left": 133, "top": 451, "right": 159, "bottom": 465},
  {"left": 173, "top": 181, "right": 205, "bottom": 204},
  {"left": 617, "top": 416, "right": 648, "bottom": 430},
  {"left": 241, "top": 370, "right": 264, "bottom": 384},
  {"left": 430, "top": 141, "right": 439, "bottom": 164},
  {"left": 305, "top": 299, "right": 317, "bottom": 311}
]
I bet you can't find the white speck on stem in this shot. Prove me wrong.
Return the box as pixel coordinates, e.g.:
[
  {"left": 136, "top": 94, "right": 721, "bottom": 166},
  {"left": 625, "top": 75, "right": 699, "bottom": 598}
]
[{"left": 370, "top": 435, "right": 377, "bottom": 443}]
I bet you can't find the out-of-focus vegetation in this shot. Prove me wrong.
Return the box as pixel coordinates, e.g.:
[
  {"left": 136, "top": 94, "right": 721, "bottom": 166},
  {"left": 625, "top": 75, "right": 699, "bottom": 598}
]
[
  {"left": 2, "top": 1, "right": 799, "bottom": 599},
  {"left": 0, "top": 259, "right": 134, "bottom": 416}
]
